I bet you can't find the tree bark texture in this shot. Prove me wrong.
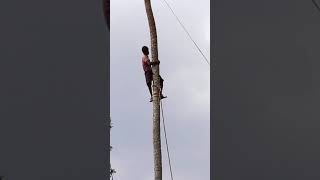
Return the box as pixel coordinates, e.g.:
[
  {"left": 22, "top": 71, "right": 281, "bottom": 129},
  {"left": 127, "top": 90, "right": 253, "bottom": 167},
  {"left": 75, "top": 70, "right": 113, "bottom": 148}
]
[{"left": 144, "top": 0, "right": 162, "bottom": 180}]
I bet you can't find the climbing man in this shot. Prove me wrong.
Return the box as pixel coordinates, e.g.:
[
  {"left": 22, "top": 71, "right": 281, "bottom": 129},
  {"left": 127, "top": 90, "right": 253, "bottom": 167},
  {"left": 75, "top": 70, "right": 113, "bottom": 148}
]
[{"left": 142, "top": 46, "right": 167, "bottom": 102}]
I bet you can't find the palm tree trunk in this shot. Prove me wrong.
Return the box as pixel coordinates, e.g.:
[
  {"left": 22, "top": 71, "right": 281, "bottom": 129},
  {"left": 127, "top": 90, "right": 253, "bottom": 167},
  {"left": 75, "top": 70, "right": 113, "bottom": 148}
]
[{"left": 144, "top": 0, "right": 162, "bottom": 180}]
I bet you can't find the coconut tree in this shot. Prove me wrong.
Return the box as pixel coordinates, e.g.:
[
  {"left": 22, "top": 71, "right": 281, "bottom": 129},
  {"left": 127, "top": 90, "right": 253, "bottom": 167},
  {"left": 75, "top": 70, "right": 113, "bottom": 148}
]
[{"left": 144, "top": 0, "right": 162, "bottom": 180}]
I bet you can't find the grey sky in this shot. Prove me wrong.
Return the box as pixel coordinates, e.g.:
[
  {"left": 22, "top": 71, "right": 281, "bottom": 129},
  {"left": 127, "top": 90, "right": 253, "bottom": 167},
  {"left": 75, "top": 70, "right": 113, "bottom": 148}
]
[{"left": 110, "top": 0, "right": 210, "bottom": 179}]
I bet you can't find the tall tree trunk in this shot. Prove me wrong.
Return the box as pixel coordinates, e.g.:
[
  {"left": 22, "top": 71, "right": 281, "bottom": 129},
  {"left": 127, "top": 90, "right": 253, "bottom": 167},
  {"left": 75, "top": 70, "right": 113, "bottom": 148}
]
[{"left": 144, "top": 1, "right": 162, "bottom": 180}]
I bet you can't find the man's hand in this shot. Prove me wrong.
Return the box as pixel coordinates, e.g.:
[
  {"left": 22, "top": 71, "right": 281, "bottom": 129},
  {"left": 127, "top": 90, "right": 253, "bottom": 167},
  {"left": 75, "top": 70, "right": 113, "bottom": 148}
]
[{"left": 151, "top": 60, "right": 160, "bottom": 65}]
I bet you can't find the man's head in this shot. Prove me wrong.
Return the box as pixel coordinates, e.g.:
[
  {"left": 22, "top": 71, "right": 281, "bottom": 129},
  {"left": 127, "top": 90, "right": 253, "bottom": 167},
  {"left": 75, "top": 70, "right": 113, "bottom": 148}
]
[{"left": 142, "top": 46, "right": 149, "bottom": 55}]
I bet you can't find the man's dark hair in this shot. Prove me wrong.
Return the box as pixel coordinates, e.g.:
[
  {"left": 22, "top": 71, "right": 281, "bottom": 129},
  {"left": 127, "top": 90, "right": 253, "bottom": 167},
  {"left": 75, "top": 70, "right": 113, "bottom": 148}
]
[{"left": 142, "top": 46, "right": 149, "bottom": 55}]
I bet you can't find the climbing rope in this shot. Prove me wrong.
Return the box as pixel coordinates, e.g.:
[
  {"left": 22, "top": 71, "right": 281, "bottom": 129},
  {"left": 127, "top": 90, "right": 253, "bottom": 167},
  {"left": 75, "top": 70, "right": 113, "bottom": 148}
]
[
  {"left": 150, "top": 69, "right": 174, "bottom": 180},
  {"left": 160, "top": 99, "right": 174, "bottom": 180}
]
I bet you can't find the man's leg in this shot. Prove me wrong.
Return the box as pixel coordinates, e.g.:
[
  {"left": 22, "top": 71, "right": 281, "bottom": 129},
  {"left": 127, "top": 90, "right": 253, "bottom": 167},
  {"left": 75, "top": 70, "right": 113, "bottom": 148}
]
[
  {"left": 159, "top": 75, "right": 164, "bottom": 92},
  {"left": 147, "top": 82, "right": 152, "bottom": 97},
  {"left": 159, "top": 75, "right": 166, "bottom": 98},
  {"left": 145, "top": 70, "right": 153, "bottom": 102}
]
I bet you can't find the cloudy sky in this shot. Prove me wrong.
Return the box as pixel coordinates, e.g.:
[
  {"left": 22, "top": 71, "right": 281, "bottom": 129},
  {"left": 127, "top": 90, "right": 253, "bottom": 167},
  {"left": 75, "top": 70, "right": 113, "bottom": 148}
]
[{"left": 110, "top": 0, "right": 210, "bottom": 179}]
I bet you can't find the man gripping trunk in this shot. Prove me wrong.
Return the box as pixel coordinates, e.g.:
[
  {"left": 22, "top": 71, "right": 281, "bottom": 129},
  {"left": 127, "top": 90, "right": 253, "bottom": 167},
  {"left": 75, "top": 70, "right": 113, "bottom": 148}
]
[{"left": 141, "top": 46, "right": 166, "bottom": 102}]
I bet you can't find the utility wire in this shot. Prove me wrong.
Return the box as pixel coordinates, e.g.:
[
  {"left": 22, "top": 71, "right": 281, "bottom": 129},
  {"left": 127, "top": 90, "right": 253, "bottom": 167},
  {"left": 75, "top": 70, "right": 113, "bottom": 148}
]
[
  {"left": 160, "top": 100, "right": 174, "bottom": 180},
  {"left": 160, "top": 0, "right": 210, "bottom": 66}
]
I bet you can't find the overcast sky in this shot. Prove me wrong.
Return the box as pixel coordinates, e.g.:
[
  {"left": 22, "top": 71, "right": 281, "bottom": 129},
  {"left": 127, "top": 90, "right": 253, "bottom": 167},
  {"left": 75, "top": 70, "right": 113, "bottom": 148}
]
[{"left": 110, "top": 0, "right": 210, "bottom": 179}]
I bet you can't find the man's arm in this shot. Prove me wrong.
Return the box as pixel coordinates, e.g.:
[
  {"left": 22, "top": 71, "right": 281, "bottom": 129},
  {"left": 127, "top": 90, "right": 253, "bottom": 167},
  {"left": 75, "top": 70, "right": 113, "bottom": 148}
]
[{"left": 150, "top": 60, "right": 160, "bottom": 66}]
